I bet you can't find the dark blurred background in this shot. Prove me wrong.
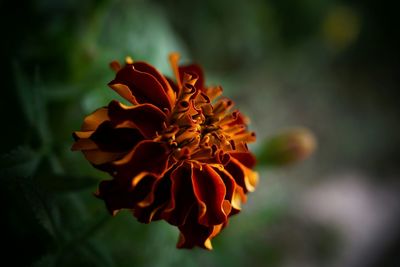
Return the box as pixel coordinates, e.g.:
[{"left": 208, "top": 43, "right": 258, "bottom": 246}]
[{"left": 1, "top": 0, "right": 400, "bottom": 266}]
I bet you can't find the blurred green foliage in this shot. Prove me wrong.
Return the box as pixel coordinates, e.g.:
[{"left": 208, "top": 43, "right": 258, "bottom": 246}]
[{"left": 1, "top": 0, "right": 399, "bottom": 266}]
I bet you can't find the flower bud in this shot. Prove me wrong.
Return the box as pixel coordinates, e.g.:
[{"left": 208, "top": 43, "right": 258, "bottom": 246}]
[{"left": 258, "top": 128, "right": 316, "bottom": 166}]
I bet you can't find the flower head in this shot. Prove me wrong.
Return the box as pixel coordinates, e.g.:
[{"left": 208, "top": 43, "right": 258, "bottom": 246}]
[{"left": 72, "top": 53, "right": 258, "bottom": 249}]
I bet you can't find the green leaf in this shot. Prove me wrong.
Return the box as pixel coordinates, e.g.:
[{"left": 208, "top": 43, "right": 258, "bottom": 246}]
[
  {"left": 43, "top": 84, "right": 83, "bottom": 101},
  {"left": 13, "top": 63, "right": 35, "bottom": 125},
  {"left": 83, "top": 240, "right": 116, "bottom": 267},
  {"left": 30, "top": 254, "right": 57, "bottom": 267},
  {"left": 36, "top": 174, "right": 100, "bottom": 193},
  {"left": 1, "top": 146, "right": 41, "bottom": 177},
  {"left": 55, "top": 241, "right": 115, "bottom": 267},
  {"left": 13, "top": 63, "right": 52, "bottom": 146}
]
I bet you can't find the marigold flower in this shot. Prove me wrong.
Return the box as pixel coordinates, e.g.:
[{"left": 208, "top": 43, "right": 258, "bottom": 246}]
[{"left": 72, "top": 53, "right": 258, "bottom": 249}]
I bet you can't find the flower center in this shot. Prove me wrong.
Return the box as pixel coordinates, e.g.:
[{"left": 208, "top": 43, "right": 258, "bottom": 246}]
[{"left": 154, "top": 74, "right": 255, "bottom": 164}]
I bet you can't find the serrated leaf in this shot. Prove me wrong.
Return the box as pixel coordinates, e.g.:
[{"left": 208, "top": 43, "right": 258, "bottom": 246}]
[
  {"left": 18, "top": 174, "right": 58, "bottom": 239},
  {"left": 1, "top": 147, "right": 58, "bottom": 239}
]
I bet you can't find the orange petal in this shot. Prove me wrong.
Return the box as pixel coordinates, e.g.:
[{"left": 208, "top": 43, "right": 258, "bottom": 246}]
[
  {"left": 165, "top": 76, "right": 179, "bottom": 95},
  {"left": 82, "top": 150, "right": 125, "bottom": 165},
  {"left": 231, "top": 132, "right": 256, "bottom": 143},
  {"left": 231, "top": 185, "right": 247, "bottom": 214},
  {"left": 204, "top": 86, "right": 223, "bottom": 101},
  {"left": 226, "top": 157, "right": 258, "bottom": 193},
  {"left": 108, "top": 83, "right": 139, "bottom": 105},
  {"left": 81, "top": 107, "right": 109, "bottom": 131},
  {"left": 73, "top": 131, "right": 93, "bottom": 139},
  {"left": 228, "top": 111, "right": 250, "bottom": 126},
  {"left": 71, "top": 138, "right": 98, "bottom": 151},
  {"left": 125, "top": 56, "right": 134, "bottom": 64},
  {"left": 169, "top": 52, "right": 182, "bottom": 89}
]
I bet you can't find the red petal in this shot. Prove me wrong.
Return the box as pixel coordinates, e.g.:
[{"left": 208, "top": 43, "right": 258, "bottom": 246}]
[
  {"left": 191, "top": 165, "right": 227, "bottom": 226},
  {"left": 112, "top": 140, "right": 170, "bottom": 180},
  {"left": 109, "top": 65, "right": 172, "bottom": 110},
  {"left": 133, "top": 61, "right": 176, "bottom": 105},
  {"left": 176, "top": 207, "right": 215, "bottom": 250},
  {"left": 108, "top": 100, "right": 166, "bottom": 138},
  {"left": 109, "top": 60, "right": 121, "bottom": 72},
  {"left": 164, "top": 163, "right": 195, "bottom": 226},
  {"left": 97, "top": 174, "right": 157, "bottom": 215},
  {"left": 225, "top": 158, "right": 248, "bottom": 193},
  {"left": 165, "top": 76, "right": 179, "bottom": 95},
  {"left": 179, "top": 64, "right": 205, "bottom": 90},
  {"left": 133, "top": 170, "right": 173, "bottom": 223},
  {"left": 213, "top": 167, "right": 236, "bottom": 203},
  {"left": 82, "top": 150, "right": 125, "bottom": 166},
  {"left": 90, "top": 120, "right": 143, "bottom": 152},
  {"left": 226, "top": 157, "right": 258, "bottom": 193},
  {"left": 229, "top": 152, "right": 257, "bottom": 169}
]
